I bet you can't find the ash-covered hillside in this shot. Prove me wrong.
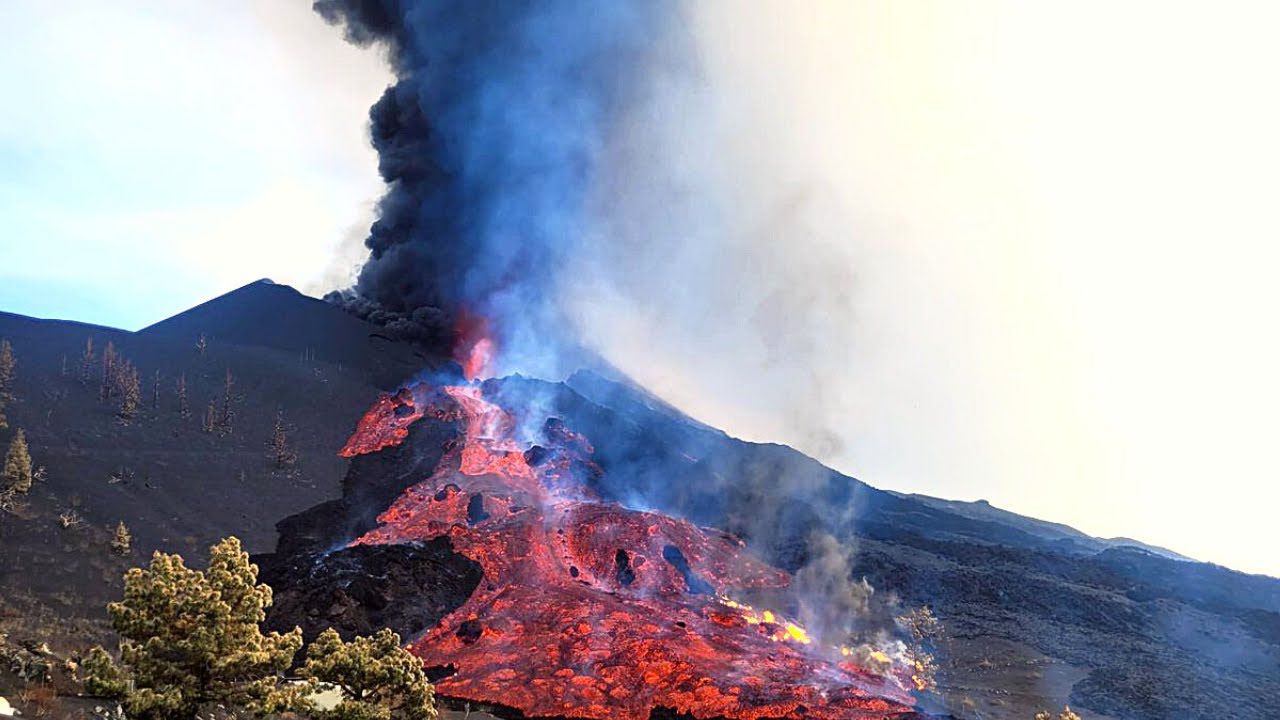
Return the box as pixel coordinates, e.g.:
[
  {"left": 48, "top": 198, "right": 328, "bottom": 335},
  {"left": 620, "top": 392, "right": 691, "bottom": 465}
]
[
  {"left": 1, "top": 282, "right": 1277, "bottom": 720},
  {"left": 0, "top": 281, "right": 434, "bottom": 641}
]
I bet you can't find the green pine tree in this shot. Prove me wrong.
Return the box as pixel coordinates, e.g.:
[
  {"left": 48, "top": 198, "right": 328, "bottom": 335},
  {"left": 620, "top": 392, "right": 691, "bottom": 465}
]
[
  {"left": 82, "top": 645, "right": 128, "bottom": 698},
  {"left": 299, "top": 627, "right": 438, "bottom": 720},
  {"left": 107, "top": 537, "right": 302, "bottom": 719},
  {"left": 0, "top": 338, "right": 13, "bottom": 431},
  {"left": 2, "top": 428, "right": 32, "bottom": 494},
  {"left": 0, "top": 338, "right": 15, "bottom": 401}
]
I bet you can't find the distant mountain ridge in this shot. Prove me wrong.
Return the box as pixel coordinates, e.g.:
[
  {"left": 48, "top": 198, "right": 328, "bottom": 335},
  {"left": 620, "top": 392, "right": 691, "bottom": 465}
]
[{"left": 893, "top": 494, "right": 1195, "bottom": 562}]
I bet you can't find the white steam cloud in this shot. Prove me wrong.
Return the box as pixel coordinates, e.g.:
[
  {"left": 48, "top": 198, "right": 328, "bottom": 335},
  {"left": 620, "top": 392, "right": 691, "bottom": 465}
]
[{"left": 563, "top": 1, "right": 1280, "bottom": 577}]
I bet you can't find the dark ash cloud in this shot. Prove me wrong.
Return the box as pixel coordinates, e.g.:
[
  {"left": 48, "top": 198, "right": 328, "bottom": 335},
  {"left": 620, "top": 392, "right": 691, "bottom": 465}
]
[{"left": 315, "top": 0, "right": 677, "bottom": 366}]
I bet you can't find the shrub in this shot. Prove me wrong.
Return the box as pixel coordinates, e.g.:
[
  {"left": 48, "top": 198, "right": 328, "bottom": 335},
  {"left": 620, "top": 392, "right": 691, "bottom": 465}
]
[
  {"left": 107, "top": 537, "right": 302, "bottom": 719},
  {"left": 299, "top": 628, "right": 437, "bottom": 720},
  {"left": 111, "top": 522, "right": 131, "bottom": 555},
  {"left": 82, "top": 646, "right": 127, "bottom": 699},
  {"left": 896, "top": 606, "right": 943, "bottom": 692},
  {"left": 17, "top": 683, "right": 57, "bottom": 718}
]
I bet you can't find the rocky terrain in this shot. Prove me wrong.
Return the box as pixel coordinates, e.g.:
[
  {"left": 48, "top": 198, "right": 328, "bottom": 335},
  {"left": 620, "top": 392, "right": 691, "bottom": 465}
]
[{"left": 2, "top": 281, "right": 1277, "bottom": 719}]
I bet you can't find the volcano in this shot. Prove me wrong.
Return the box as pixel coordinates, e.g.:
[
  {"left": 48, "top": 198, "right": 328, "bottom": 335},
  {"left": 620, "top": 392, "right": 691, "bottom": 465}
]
[
  {"left": 275, "top": 376, "right": 921, "bottom": 720},
  {"left": 5, "top": 283, "right": 1280, "bottom": 719}
]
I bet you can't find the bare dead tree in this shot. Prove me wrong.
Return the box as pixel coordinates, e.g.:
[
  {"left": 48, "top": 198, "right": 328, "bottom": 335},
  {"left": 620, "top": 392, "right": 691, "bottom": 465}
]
[
  {"left": 218, "top": 368, "right": 235, "bottom": 435},
  {"left": 79, "top": 337, "right": 96, "bottom": 385},
  {"left": 99, "top": 341, "right": 117, "bottom": 402},
  {"left": 117, "top": 361, "right": 140, "bottom": 421},
  {"left": 202, "top": 400, "right": 217, "bottom": 434},
  {"left": 176, "top": 374, "right": 190, "bottom": 420},
  {"left": 267, "top": 409, "right": 298, "bottom": 471}
]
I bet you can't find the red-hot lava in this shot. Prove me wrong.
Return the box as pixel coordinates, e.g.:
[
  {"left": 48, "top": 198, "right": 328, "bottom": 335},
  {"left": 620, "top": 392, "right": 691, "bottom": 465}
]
[
  {"left": 341, "top": 380, "right": 919, "bottom": 719},
  {"left": 453, "top": 309, "right": 497, "bottom": 381}
]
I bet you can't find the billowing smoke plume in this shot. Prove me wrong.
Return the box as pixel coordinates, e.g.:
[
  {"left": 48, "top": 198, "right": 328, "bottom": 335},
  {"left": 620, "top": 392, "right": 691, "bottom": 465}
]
[
  {"left": 314, "top": 2, "right": 860, "bottom": 466},
  {"left": 793, "top": 532, "right": 875, "bottom": 646},
  {"left": 315, "top": 0, "right": 678, "bottom": 372},
  {"left": 320, "top": 0, "right": 893, "bottom": 650}
]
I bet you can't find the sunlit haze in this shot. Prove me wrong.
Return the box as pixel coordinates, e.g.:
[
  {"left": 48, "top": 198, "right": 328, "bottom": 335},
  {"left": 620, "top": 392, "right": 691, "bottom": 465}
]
[{"left": 1, "top": 1, "right": 1276, "bottom": 576}]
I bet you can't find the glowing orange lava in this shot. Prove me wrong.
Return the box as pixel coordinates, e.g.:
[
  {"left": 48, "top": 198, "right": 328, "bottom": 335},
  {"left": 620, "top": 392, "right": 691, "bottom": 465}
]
[
  {"left": 453, "top": 309, "right": 496, "bottom": 381},
  {"left": 341, "top": 381, "right": 919, "bottom": 720}
]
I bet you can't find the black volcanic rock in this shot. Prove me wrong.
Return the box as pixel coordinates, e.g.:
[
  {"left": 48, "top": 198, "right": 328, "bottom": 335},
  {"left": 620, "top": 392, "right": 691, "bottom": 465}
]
[
  {"left": 265, "top": 411, "right": 460, "bottom": 559},
  {"left": 255, "top": 396, "right": 481, "bottom": 642},
  {"left": 259, "top": 539, "right": 482, "bottom": 643}
]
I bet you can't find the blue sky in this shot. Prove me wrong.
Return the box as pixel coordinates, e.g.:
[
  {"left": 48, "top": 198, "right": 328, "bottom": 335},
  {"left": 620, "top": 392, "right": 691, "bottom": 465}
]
[{"left": 0, "top": 1, "right": 387, "bottom": 328}]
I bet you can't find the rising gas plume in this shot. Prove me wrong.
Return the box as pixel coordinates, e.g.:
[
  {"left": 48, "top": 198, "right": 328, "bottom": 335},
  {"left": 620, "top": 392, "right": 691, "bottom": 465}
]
[
  {"left": 314, "top": 0, "right": 911, "bottom": 654},
  {"left": 315, "top": 0, "right": 680, "bottom": 373}
]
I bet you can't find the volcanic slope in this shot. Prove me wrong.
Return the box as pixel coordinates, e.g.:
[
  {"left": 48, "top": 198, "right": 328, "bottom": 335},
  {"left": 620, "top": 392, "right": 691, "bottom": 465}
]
[
  {"left": 0, "top": 280, "right": 435, "bottom": 647},
  {"left": 1, "top": 282, "right": 1277, "bottom": 719},
  {"left": 265, "top": 370, "right": 1280, "bottom": 720}
]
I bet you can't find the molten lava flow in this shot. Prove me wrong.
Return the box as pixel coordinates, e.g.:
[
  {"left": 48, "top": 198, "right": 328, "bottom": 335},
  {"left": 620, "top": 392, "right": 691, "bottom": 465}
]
[
  {"left": 338, "top": 386, "right": 461, "bottom": 457},
  {"left": 341, "top": 381, "right": 919, "bottom": 720}
]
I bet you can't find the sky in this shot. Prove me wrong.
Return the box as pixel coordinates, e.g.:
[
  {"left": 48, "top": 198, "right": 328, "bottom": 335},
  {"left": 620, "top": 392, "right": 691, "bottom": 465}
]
[
  {"left": 0, "top": 1, "right": 388, "bottom": 328},
  {"left": 1, "top": 1, "right": 1277, "bottom": 576}
]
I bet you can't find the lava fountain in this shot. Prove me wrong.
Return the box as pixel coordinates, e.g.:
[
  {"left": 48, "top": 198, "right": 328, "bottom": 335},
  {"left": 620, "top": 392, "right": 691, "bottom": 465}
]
[{"left": 453, "top": 309, "right": 497, "bottom": 382}]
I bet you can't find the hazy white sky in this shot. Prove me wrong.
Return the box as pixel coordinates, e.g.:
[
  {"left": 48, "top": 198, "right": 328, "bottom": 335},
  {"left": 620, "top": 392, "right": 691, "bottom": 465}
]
[
  {"left": 572, "top": 1, "right": 1280, "bottom": 578},
  {"left": 0, "top": 0, "right": 388, "bottom": 327},
  {"left": 1, "top": 2, "right": 1277, "bottom": 575}
]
